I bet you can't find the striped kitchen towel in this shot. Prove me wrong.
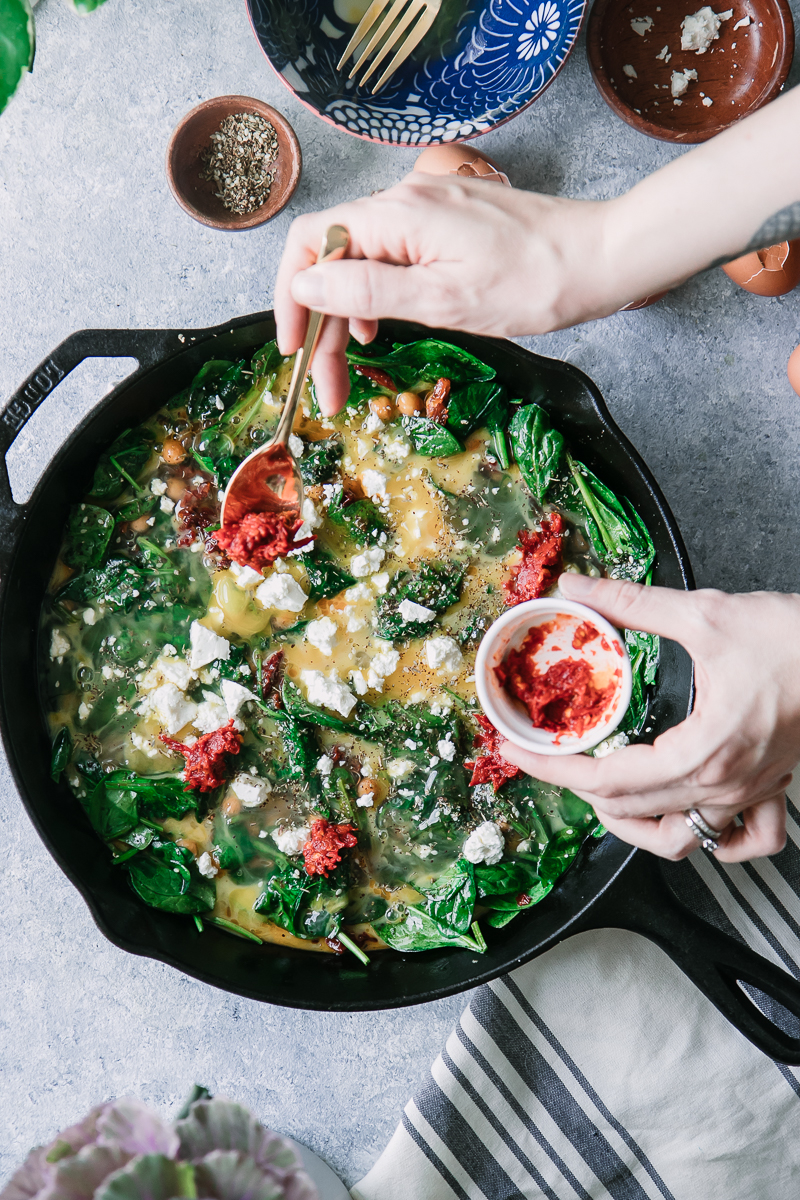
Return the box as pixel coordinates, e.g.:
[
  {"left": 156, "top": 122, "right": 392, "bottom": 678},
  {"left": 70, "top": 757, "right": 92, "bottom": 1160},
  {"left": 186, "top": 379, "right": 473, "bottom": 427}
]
[{"left": 351, "top": 782, "right": 800, "bottom": 1200}]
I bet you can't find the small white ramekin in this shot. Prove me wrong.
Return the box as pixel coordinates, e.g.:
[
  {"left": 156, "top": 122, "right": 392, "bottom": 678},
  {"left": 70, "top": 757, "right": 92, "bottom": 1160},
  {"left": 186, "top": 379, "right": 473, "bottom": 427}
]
[{"left": 474, "top": 598, "right": 632, "bottom": 757}]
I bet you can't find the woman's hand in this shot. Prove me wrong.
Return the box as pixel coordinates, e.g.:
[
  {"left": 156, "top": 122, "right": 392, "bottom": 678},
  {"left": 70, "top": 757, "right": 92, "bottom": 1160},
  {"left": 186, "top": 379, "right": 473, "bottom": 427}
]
[
  {"left": 499, "top": 572, "right": 800, "bottom": 862},
  {"left": 274, "top": 176, "right": 619, "bottom": 414}
]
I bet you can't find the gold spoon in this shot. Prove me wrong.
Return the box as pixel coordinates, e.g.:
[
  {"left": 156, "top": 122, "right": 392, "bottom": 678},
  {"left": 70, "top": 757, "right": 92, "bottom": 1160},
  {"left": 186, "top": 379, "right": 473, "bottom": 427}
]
[{"left": 220, "top": 224, "right": 350, "bottom": 530}]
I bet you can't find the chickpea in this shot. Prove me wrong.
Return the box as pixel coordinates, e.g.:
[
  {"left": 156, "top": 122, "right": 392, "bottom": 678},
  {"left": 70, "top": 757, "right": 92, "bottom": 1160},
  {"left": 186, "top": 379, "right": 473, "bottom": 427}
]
[
  {"left": 396, "top": 391, "right": 423, "bottom": 416},
  {"left": 166, "top": 476, "right": 186, "bottom": 501},
  {"left": 177, "top": 838, "right": 198, "bottom": 856},
  {"left": 369, "top": 395, "right": 394, "bottom": 421},
  {"left": 130, "top": 515, "right": 151, "bottom": 533},
  {"left": 358, "top": 778, "right": 381, "bottom": 803},
  {"left": 222, "top": 793, "right": 241, "bottom": 817},
  {"left": 161, "top": 437, "right": 187, "bottom": 464}
]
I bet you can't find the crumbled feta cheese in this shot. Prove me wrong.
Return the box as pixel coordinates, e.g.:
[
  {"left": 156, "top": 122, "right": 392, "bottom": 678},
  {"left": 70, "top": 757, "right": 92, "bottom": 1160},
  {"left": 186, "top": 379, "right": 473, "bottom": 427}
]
[
  {"left": 300, "top": 669, "right": 357, "bottom": 717},
  {"left": 150, "top": 682, "right": 198, "bottom": 735},
  {"left": 101, "top": 665, "right": 114, "bottom": 681},
  {"left": 670, "top": 67, "right": 698, "bottom": 96},
  {"left": 681, "top": 6, "right": 730, "bottom": 53},
  {"left": 593, "top": 732, "right": 630, "bottom": 758},
  {"left": 362, "top": 412, "right": 385, "bottom": 434},
  {"left": 356, "top": 792, "right": 374, "bottom": 808},
  {"left": 344, "top": 583, "right": 373, "bottom": 603},
  {"left": 197, "top": 852, "right": 218, "bottom": 878},
  {"left": 193, "top": 690, "right": 230, "bottom": 734},
  {"left": 160, "top": 496, "right": 175, "bottom": 514},
  {"left": 157, "top": 656, "right": 196, "bottom": 690},
  {"left": 50, "top": 629, "right": 70, "bottom": 660},
  {"left": 630, "top": 15, "right": 653, "bottom": 34},
  {"left": 399, "top": 599, "right": 436, "bottom": 624},
  {"left": 272, "top": 824, "right": 311, "bottom": 855},
  {"left": 78, "top": 700, "right": 93, "bottom": 722},
  {"left": 622, "top": 63, "right": 638, "bottom": 77},
  {"left": 288, "top": 433, "right": 304, "bottom": 458},
  {"left": 382, "top": 434, "right": 410, "bottom": 462},
  {"left": 366, "top": 648, "right": 400, "bottom": 692},
  {"left": 425, "top": 636, "right": 463, "bottom": 675},
  {"left": 463, "top": 821, "right": 505, "bottom": 866},
  {"left": 305, "top": 616, "right": 338, "bottom": 656},
  {"left": 437, "top": 738, "right": 456, "bottom": 762},
  {"left": 349, "top": 670, "right": 368, "bottom": 696},
  {"left": 301, "top": 497, "right": 322, "bottom": 530},
  {"left": 361, "top": 469, "right": 388, "bottom": 501},
  {"left": 370, "top": 572, "right": 389, "bottom": 594},
  {"left": 316, "top": 754, "right": 334, "bottom": 776},
  {"left": 387, "top": 758, "right": 416, "bottom": 780},
  {"left": 255, "top": 573, "right": 308, "bottom": 613},
  {"left": 230, "top": 561, "right": 264, "bottom": 589},
  {"left": 231, "top": 773, "right": 271, "bottom": 807},
  {"left": 150, "top": 478, "right": 168, "bottom": 496},
  {"left": 350, "top": 546, "right": 386, "bottom": 577},
  {"left": 220, "top": 677, "right": 259, "bottom": 719},
  {"left": 516, "top": 840, "right": 531, "bottom": 854},
  {"left": 82, "top": 608, "right": 97, "bottom": 626},
  {"left": 347, "top": 615, "right": 366, "bottom": 633},
  {"left": 189, "top": 621, "right": 231, "bottom": 670}
]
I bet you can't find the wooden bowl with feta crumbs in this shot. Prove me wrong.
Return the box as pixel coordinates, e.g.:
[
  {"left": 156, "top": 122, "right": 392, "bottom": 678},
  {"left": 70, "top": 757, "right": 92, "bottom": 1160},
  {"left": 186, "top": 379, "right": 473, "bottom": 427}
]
[
  {"left": 586, "top": 0, "right": 794, "bottom": 143},
  {"left": 166, "top": 96, "right": 302, "bottom": 230}
]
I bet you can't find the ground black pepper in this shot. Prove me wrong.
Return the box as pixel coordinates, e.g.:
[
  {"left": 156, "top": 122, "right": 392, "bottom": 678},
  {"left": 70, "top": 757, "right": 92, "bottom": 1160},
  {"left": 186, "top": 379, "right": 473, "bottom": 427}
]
[{"left": 200, "top": 112, "right": 279, "bottom": 216}]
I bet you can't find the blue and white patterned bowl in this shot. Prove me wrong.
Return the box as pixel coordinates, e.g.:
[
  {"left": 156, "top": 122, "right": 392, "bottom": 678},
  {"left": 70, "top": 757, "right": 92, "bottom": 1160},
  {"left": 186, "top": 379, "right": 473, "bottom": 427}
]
[{"left": 246, "top": 0, "right": 586, "bottom": 146}]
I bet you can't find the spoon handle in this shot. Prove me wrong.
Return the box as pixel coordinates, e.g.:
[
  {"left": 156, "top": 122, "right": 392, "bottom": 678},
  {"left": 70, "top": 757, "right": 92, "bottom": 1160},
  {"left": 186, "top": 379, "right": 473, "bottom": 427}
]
[{"left": 273, "top": 224, "right": 350, "bottom": 447}]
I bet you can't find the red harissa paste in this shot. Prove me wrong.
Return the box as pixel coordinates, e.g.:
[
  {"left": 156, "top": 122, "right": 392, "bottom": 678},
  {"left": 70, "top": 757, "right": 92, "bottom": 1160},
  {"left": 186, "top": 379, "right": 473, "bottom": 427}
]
[
  {"left": 503, "top": 513, "right": 564, "bottom": 605},
  {"left": 161, "top": 720, "right": 242, "bottom": 791},
  {"left": 302, "top": 818, "right": 358, "bottom": 877},
  {"left": 465, "top": 714, "right": 522, "bottom": 791},
  {"left": 496, "top": 622, "right": 617, "bottom": 738},
  {"left": 215, "top": 510, "right": 312, "bottom": 571}
]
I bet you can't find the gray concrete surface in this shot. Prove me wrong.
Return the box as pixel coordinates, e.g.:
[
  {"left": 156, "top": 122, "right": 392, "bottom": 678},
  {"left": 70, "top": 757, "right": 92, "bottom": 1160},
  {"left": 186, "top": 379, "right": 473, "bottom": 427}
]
[{"left": 1, "top": 0, "right": 799, "bottom": 1188}]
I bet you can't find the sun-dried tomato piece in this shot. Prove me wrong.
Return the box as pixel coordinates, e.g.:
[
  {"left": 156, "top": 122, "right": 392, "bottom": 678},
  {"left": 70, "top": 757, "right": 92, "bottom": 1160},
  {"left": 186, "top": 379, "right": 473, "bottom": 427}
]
[
  {"left": 261, "top": 649, "right": 284, "bottom": 701},
  {"left": 302, "top": 818, "right": 358, "bottom": 878},
  {"left": 503, "top": 512, "right": 564, "bottom": 606},
  {"left": 215, "top": 510, "right": 313, "bottom": 571},
  {"left": 464, "top": 715, "right": 521, "bottom": 792},
  {"left": 354, "top": 365, "right": 398, "bottom": 393},
  {"left": 425, "top": 377, "right": 451, "bottom": 424},
  {"left": 161, "top": 720, "right": 242, "bottom": 792},
  {"left": 175, "top": 480, "right": 219, "bottom": 548}
]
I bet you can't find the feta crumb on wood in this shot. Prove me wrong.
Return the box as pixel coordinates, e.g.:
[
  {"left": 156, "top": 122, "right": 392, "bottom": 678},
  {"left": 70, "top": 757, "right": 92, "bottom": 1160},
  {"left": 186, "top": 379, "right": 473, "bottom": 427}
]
[
  {"left": 631, "top": 15, "right": 654, "bottom": 34},
  {"left": 622, "top": 63, "right": 638, "bottom": 77},
  {"left": 681, "top": 6, "right": 731, "bottom": 53},
  {"left": 670, "top": 67, "right": 698, "bottom": 96}
]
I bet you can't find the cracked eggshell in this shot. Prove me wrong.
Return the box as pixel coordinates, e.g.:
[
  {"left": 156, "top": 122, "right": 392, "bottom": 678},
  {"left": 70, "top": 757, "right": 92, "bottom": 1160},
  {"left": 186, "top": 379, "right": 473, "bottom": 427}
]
[
  {"left": 413, "top": 143, "right": 511, "bottom": 186},
  {"left": 722, "top": 239, "right": 800, "bottom": 297}
]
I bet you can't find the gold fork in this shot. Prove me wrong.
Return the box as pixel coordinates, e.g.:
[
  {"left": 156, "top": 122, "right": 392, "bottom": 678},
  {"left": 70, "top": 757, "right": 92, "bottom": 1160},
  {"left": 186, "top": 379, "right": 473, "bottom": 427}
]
[{"left": 337, "top": 0, "right": 442, "bottom": 94}]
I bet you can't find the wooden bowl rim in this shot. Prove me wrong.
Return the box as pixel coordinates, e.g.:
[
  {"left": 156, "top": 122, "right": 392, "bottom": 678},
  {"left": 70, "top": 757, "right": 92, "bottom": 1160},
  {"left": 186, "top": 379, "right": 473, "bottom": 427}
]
[
  {"left": 165, "top": 95, "right": 302, "bottom": 231},
  {"left": 586, "top": 0, "right": 795, "bottom": 144}
]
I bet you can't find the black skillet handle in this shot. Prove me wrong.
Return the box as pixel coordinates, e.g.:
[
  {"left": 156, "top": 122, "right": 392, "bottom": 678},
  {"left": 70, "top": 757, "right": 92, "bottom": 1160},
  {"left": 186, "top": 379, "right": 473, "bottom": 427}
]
[
  {"left": 575, "top": 847, "right": 800, "bottom": 1063},
  {"left": 0, "top": 328, "right": 184, "bottom": 575}
]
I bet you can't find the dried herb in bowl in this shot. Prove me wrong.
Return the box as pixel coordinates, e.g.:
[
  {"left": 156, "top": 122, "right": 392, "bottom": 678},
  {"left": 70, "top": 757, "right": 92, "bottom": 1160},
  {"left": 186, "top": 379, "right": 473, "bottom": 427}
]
[{"left": 200, "top": 112, "right": 279, "bottom": 216}]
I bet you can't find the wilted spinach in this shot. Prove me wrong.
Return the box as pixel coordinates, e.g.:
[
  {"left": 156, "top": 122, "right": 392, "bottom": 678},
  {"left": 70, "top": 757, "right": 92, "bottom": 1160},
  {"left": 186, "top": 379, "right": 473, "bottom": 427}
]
[
  {"left": 326, "top": 484, "right": 387, "bottom": 545},
  {"left": 50, "top": 727, "right": 72, "bottom": 783},
  {"left": 299, "top": 437, "right": 344, "bottom": 485},
  {"left": 126, "top": 840, "right": 215, "bottom": 914},
  {"left": 620, "top": 627, "right": 660, "bottom": 735},
  {"left": 380, "top": 906, "right": 485, "bottom": 953},
  {"left": 59, "top": 557, "right": 143, "bottom": 611},
  {"left": 347, "top": 338, "right": 496, "bottom": 390},
  {"left": 281, "top": 679, "right": 353, "bottom": 734},
  {"left": 401, "top": 416, "right": 462, "bottom": 458},
  {"left": 567, "top": 453, "right": 655, "bottom": 582},
  {"left": 254, "top": 865, "right": 348, "bottom": 940},
  {"left": 375, "top": 561, "right": 465, "bottom": 639},
  {"left": 62, "top": 504, "right": 114, "bottom": 571},
  {"left": 186, "top": 360, "right": 245, "bottom": 425},
  {"left": 251, "top": 339, "right": 283, "bottom": 385},
  {"left": 447, "top": 381, "right": 510, "bottom": 468},
  {"left": 301, "top": 549, "right": 355, "bottom": 601},
  {"left": 89, "top": 429, "right": 152, "bottom": 502},
  {"left": 508, "top": 403, "right": 564, "bottom": 503}
]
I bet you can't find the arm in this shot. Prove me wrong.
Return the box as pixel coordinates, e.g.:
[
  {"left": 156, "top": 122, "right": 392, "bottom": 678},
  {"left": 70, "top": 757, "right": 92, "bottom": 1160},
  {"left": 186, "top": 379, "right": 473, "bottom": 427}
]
[{"left": 274, "top": 84, "right": 800, "bottom": 414}]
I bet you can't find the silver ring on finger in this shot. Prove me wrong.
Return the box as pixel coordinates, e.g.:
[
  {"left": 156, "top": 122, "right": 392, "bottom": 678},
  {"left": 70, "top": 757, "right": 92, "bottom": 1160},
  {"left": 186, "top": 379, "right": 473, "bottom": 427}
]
[{"left": 685, "top": 808, "right": 723, "bottom": 852}]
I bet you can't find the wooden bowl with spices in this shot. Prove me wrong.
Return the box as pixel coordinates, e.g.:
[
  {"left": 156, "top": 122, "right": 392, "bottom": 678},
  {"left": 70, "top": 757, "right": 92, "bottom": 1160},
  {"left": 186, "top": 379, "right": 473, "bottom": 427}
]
[{"left": 166, "top": 95, "right": 302, "bottom": 230}]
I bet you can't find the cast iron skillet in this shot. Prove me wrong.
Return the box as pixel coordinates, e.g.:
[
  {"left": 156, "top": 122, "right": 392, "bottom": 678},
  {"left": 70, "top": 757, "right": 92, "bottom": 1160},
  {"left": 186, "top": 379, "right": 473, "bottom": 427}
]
[{"left": 3, "top": 313, "right": 800, "bottom": 1062}]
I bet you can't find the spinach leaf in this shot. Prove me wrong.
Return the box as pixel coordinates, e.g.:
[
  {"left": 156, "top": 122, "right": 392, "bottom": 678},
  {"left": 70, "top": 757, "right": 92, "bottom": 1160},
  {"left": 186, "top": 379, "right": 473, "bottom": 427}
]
[
  {"left": 59, "top": 557, "right": 143, "bottom": 611},
  {"left": 299, "top": 437, "right": 344, "bottom": 485},
  {"left": 186, "top": 360, "right": 245, "bottom": 424},
  {"left": 254, "top": 866, "right": 348, "bottom": 940},
  {"left": 251, "top": 339, "right": 283, "bottom": 385},
  {"left": 347, "top": 339, "right": 495, "bottom": 390},
  {"left": 346, "top": 364, "right": 393, "bottom": 408},
  {"left": 483, "top": 881, "right": 555, "bottom": 926},
  {"left": 280, "top": 717, "right": 320, "bottom": 781},
  {"left": 356, "top": 699, "right": 451, "bottom": 746},
  {"left": 281, "top": 679, "right": 353, "bottom": 734},
  {"left": 87, "top": 779, "right": 139, "bottom": 841},
  {"left": 508, "top": 404, "right": 564, "bottom": 503},
  {"left": 401, "top": 416, "right": 462, "bottom": 458},
  {"left": 619, "top": 628, "right": 660, "bottom": 735},
  {"left": 420, "top": 858, "right": 475, "bottom": 934},
  {"left": 537, "top": 826, "right": 585, "bottom": 884},
  {"left": 116, "top": 495, "right": 157, "bottom": 524},
  {"left": 62, "top": 504, "right": 114, "bottom": 571},
  {"left": 212, "top": 815, "right": 260, "bottom": 872},
  {"left": 126, "top": 841, "right": 215, "bottom": 914},
  {"left": 105, "top": 771, "right": 197, "bottom": 820},
  {"left": 447, "top": 381, "right": 510, "bottom": 468},
  {"left": 50, "top": 727, "right": 72, "bottom": 783},
  {"left": 379, "top": 906, "right": 485, "bottom": 953},
  {"left": 326, "top": 485, "right": 387, "bottom": 545},
  {"left": 375, "top": 561, "right": 465, "bottom": 639},
  {"left": 89, "top": 429, "right": 152, "bottom": 502},
  {"left": 567, "top": 454, "right": 655, "bottom": 582},
  {"left": 300, "top": 549, "right": 355, "bottom": 601},
  {"left": 473, "top": 859, "right": 539, "bottom": 898}
]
